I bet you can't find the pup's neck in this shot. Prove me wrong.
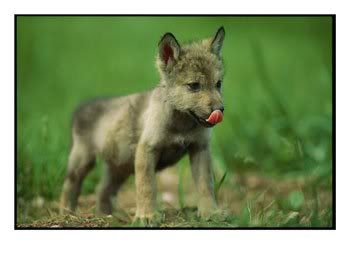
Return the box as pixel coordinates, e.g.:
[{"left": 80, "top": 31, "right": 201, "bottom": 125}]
[
  {"left": 155, "top": 85, "right": 200, "bottom": 132},
  {"left": 168, "top": 108, "right": 199, "bottom": 132}
]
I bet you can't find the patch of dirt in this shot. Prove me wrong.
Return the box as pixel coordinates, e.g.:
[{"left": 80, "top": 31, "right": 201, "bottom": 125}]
[{"left": 16, "top": 173, "right": 333, "bottom": 228}]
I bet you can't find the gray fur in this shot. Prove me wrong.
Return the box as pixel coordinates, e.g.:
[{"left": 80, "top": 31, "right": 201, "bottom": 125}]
[{"left": 60, "top": 27, "right": 226, "bottom": 223}]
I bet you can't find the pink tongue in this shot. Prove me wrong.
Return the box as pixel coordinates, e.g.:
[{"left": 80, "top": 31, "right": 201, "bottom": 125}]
[{"left": 206, "top": 110, "right": 223, "bottom": 125}]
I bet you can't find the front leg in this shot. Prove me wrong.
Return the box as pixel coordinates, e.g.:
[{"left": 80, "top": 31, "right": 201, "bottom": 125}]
[
  {"left": 134, "top": 142, "right": 159, "bottom": 224},
  {"left": 189, "top": 144, "right": 217, "bottom": 218}
]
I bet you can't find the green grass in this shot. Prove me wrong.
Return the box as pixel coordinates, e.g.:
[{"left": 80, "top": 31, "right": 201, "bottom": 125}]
[
  {"left": 16, "top": 174, "right": 332, "bottom": 228},
  {"left": 16, "top": 16, "right": 333, "bottom": 227}
]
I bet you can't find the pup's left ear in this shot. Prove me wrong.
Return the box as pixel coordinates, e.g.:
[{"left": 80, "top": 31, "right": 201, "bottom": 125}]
[{"left": 211, "top": 26, "right": 225, "bottom": 57}]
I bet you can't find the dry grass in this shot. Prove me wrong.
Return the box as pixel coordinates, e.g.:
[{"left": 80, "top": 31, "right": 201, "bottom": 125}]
[{"left": 17, "top": 173, "right": 333, "bottom": 228}]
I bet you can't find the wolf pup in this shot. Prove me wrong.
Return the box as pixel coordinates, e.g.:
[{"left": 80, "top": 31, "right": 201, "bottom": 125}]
[{"left": 60, "top": 27, "right": 226, "bottom": 224}]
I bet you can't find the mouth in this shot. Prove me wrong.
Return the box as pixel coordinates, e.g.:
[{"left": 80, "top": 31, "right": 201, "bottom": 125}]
[{"left": 188, "top": 111, "right": 215, "bottom": 128}]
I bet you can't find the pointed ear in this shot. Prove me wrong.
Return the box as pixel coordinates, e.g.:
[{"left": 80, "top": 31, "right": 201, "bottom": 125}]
[
  {"left": 211, "top": 26, "right": 225, "bottom": 57},
  {"left": 158, "top": 33, "right": 181, "bottom": 66}
]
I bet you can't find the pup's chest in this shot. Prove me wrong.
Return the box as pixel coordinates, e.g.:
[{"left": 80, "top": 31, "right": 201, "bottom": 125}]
[
  {"left": 156, "top": 140, "right": 189, "bottom": 170},
  {"left": 154, "top": 128, "right": 209, "bottom": 170}
]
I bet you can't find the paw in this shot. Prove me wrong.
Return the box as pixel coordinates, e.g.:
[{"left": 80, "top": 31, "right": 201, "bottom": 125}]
[
  {"left": 197, "top": 199, "right": 229, "bottom": 221},
  {"left": 197, "top": 197, "right": 217, "bottom": 219},
  {"left": 201, "top": 208, "right": 230, "bottom": 222},
  {"left": 198, "top": 206, "right": 216, "bottom": 220},
  {"left": 133, "top": 212, "right": 162, "bottom": 227}
]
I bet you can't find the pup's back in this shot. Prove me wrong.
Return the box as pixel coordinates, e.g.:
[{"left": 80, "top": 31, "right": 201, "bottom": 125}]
[{"left": 72, "top": 91, "right": 152, "bottom": 164}]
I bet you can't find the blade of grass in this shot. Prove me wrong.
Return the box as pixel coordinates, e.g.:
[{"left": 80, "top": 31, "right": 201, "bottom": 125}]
[{"left": 214, "top": 171, "right": 227, "bottom": 200}]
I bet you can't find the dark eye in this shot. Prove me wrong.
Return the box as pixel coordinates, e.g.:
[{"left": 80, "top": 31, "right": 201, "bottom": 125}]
[
  {"left": 216, "top": 80, "right": 222, "bottom": 89},
  {"left": 187, "top": 82, "right": 200, "bottom": 91}
]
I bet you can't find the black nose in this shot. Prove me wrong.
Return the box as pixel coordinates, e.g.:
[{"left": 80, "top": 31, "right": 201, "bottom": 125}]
[{"left": 219, "top": 106, "right": 224, "bottom": 113}]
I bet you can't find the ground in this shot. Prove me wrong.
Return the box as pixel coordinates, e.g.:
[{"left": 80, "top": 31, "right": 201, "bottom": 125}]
[{"left": 17, "top": 170, "right": 332, "bottom": 228}]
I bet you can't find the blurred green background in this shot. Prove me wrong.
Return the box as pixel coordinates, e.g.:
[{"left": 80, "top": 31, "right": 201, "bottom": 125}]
[{"left": 16, "top": 16, "right": 333, "bottom": 224}]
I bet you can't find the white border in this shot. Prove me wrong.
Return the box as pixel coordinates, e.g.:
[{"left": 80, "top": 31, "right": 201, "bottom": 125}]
[{"left": 1, "top": 1, "right": 349, "bottom": 265}]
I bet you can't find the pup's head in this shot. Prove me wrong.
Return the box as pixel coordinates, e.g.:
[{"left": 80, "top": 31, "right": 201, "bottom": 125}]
[{"left": 156, "top": 27, "right": 226, "bottom": 128}]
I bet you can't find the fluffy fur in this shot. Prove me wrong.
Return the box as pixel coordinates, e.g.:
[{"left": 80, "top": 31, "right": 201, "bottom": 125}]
[{"left": 60, "top": 27, "right": 226, "bottom": 224}]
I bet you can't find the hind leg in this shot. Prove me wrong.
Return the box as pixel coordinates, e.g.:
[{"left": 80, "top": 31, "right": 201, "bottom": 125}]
[
  {"left": 96, "top": 162, "right": 130, "bottom": 215},
  {"left": 60, "top": 138, "right": 95, "bottom": 214}
]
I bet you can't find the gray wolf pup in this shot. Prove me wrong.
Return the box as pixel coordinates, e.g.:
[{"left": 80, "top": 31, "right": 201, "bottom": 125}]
[{"left": 60, "top": 27, "right": 226, "bottom": 224}]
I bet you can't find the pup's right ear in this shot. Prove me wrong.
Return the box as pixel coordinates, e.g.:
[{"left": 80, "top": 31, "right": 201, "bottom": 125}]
[{"left": 158, "top": 33, "right": 181, "bottom": 69}]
